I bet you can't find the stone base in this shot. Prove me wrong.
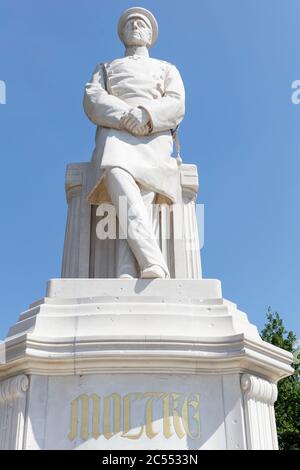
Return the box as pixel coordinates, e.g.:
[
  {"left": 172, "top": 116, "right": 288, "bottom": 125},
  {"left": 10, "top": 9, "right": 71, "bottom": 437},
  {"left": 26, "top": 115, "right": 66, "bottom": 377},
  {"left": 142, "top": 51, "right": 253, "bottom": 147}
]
[{"left": 0, "top": 279, "right": 293, "bottom": 450}]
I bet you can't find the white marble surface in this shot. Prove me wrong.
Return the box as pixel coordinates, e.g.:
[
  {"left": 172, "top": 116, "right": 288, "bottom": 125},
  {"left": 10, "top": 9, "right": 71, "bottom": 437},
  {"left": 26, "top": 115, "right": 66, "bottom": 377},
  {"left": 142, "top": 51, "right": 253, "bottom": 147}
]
[
  {"left": 62, "top": 162, "right": 202, "bottom": 279},
  {"left": 25, "top": 373, "right": 244, "bottom": 450},
  {"left": 84, "top": 7, "right": 185, "bottom": 206},
  {"left": 0, "top": 375, "right": 28, "bottom": 450},
  {"left": 0, "top": 278, "right": 294, "bottom": 449},
  {"left": 0, "top": 7, "right": 293, "bottom": 451},
  {"left": 0, "top": 279, "right": 292, "bottom": 381}
]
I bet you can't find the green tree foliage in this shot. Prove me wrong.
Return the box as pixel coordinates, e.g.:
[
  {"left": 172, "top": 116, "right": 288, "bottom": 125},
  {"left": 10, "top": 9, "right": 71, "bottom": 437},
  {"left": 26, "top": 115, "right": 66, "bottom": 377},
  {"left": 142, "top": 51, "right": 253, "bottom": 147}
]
[{"left": 261, "top": 308, "right": 300, "bottom": 450}]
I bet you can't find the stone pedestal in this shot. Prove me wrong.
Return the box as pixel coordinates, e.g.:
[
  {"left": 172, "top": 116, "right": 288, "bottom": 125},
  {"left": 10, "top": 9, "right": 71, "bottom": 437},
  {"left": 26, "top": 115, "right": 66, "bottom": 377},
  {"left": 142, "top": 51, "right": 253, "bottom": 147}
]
[{"left": 0, "top": 279, "right": 293, "bottom": 450}]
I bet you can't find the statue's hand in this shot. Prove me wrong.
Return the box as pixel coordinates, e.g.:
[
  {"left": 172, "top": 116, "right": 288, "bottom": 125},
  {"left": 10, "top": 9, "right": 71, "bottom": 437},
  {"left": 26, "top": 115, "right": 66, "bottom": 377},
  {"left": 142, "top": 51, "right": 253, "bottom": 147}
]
[{"left": 121, "top": 107, "right": 151, "bottom": 135}]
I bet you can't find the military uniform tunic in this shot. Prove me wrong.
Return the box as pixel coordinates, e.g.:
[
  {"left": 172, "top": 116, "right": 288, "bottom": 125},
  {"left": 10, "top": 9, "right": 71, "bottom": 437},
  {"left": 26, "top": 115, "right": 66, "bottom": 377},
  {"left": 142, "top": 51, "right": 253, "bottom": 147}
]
[{"left": 83, "top": 55, "right": 185, "bottom": 204}]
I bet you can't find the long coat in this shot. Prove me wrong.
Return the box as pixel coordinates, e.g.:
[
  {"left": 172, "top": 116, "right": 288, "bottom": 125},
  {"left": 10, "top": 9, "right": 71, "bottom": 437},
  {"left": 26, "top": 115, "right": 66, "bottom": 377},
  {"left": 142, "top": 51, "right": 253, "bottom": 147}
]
[{"left": 83, "top": 55, "right": 185, "bottom": 204}]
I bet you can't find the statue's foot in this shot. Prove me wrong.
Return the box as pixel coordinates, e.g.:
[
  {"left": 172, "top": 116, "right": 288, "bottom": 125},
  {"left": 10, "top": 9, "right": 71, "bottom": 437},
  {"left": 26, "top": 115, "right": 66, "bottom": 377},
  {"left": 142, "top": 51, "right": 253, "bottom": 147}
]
[
  {"left": 140, "top": 265, "right": 168, "bottom": 279},
  {"left": 119, "top": 273, "right": 136, "bottom": 279}
]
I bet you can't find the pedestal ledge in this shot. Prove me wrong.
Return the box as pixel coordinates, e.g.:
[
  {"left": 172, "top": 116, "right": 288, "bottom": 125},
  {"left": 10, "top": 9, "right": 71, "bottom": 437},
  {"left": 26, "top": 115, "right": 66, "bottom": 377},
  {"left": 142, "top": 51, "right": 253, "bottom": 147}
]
[{"left": 0, "top": 279, "right": 293, "bottom": 382}]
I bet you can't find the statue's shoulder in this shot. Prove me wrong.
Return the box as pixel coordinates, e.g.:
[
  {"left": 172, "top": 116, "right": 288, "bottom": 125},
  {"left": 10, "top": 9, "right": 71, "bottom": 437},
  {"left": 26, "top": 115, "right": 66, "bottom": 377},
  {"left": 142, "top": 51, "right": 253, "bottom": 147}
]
[
  {"left": 156, "top": 58, "right": 172, "bottom": 65},
  {"left": 152, "top": 58, "right": 173, "bottom": 67},
  {"left": 90, "top": 59, "right": 118, "bottom": 75},
  {"left": 93, "top": 58, "right": 118, "bottom": 68},
  {"left": 90, "top": 62, "right": 106, "bottom": 74},
  {"left": 103, "top": 58, "right": 119, "bottom": 66},
  {"left": 152, "top": 58, "right": 180, "bottom": 73}
]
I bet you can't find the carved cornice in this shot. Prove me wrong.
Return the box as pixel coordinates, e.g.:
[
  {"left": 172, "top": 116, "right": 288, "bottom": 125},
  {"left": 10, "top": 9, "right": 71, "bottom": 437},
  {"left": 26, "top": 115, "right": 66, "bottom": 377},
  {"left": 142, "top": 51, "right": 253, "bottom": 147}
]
[
  {"left": 0, "top": 375, "right": 29, "bottom": 404},
  {"left": 0, "top": 281, "right": 293, "bottom": 383},
  {"left": 241, "top": 374, "right": 278, "bottom": 405}
]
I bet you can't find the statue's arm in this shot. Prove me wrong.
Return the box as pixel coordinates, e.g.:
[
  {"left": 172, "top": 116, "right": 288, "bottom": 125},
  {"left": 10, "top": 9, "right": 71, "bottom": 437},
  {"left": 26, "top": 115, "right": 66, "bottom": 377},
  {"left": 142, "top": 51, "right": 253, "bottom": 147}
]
[
  {"left": 83, "top": 64, "right": 131, "bottom": 129},
  {"left": 140, "top": 64, "right": 185, "bottom": 134}
]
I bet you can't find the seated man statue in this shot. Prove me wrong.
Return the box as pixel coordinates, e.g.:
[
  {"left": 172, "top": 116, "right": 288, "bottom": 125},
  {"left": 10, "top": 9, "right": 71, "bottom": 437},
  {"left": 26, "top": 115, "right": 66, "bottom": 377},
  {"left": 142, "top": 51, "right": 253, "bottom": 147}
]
[{"left": 83, "top": 7, "right": 185, "bottom": 279}]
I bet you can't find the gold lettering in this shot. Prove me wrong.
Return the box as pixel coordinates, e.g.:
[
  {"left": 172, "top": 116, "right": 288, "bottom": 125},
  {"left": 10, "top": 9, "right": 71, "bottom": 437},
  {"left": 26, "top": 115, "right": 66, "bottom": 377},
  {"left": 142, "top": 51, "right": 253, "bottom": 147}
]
[
  {"left": 144, "top": 392, "right": 164, "bottom": 439},
  {"left": 171, "top": 393, "right": 185, "bottom": 439},
  {"left": 68, "top": 390, "right": 201, "bottom": 442},
  {"left": 182, "top": 393, "right": 201, "bottom": 439},
  {"left": 162, "top": 393, "right": 173, "bottom": 439},
  {"left": 68, "top": 396, "right": 79, "bottom": 441},
  {"left": 81, "top": 394, "right": 89, "bottom": 440},
  {"left": 92, "top": 393, "right": 100, "bottom": 439},
  {"left": 121, "top": 393, "right": 144, "bottom": 439},
  {"left": 103, "top": 392, "right": 121, "bottom": 439},
  {"left": 68, "top": 393, "right": 100, "bottom": 441}
]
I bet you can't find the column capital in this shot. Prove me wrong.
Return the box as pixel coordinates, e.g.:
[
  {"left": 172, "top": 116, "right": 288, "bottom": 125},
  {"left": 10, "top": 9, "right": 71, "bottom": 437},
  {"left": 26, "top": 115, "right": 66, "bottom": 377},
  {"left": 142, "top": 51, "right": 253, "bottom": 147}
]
[
  {"left": 0, "top": 375, "right": 29, "bottom": 404},
  {"left": 241, "top": 374, "right": 278, "bottom": 405}
]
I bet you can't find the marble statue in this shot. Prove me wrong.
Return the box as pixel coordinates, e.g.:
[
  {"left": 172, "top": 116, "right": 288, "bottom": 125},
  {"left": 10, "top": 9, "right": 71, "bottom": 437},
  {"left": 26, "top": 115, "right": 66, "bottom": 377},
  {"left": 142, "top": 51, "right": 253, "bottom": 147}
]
[
  {"left": 0, "top": 7, "right": 293, "bottom": 451},
  {"left": 83, "top": 7, "right": 185, "bottom": 279}
]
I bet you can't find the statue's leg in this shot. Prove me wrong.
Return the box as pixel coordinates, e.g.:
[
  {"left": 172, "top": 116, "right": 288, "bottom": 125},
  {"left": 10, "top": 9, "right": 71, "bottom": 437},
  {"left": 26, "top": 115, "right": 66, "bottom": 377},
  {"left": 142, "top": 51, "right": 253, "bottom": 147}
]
[
  {"left": 116, "top": 236, "right": 139, "bottom": 279},
  {"left": 105, "top": 167, "right": 170, "bottom": 278}
]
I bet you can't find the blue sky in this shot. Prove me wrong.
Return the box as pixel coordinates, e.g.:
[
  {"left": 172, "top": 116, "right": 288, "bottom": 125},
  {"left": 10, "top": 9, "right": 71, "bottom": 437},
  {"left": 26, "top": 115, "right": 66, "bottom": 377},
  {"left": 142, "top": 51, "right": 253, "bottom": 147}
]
[{"left": 0, "top": 0, "right": 299, "bottom": 340}]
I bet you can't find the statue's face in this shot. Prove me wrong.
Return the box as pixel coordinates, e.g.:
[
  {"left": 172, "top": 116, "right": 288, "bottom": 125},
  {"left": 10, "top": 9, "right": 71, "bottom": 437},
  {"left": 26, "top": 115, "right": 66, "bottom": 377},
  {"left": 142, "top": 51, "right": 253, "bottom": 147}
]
[{"left": 122, "top": 17, "right": 152, "bottom": 47}]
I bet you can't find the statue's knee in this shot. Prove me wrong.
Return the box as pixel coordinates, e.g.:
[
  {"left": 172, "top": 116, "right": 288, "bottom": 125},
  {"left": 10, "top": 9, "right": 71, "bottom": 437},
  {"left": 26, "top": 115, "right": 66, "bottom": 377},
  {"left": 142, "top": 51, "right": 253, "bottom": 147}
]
[{"left": 106, "top": 167, "right": 124, "bottom": 183}]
